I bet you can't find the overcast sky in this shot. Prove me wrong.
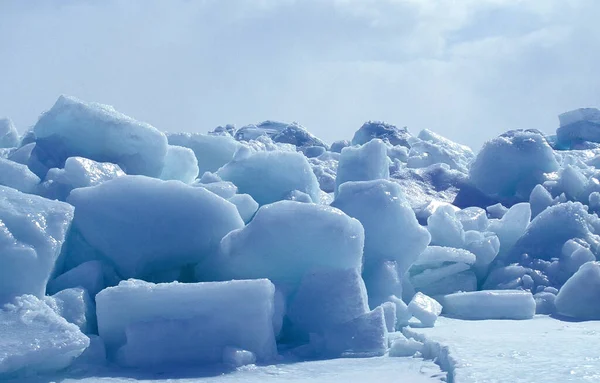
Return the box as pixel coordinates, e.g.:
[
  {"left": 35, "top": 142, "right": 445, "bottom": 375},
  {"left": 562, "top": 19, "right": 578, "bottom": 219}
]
[{"left": 1, "top": 0, "right": 599, "bottom": 150}]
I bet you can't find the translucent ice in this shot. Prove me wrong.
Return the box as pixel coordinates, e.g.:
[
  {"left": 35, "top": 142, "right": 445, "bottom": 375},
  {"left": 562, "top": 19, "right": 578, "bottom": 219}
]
[
  {"left": 67, "top": 176, "right": 243, "bottom": 279},
  {"left": 219, "top": 150, "right": 320, "bottom": 205},
  {"left": 167, "top": 132, "right": 242, "bottom": 175},
  {"left": 407, "top": 129, "right": 474, "bottom": 173},
  {"left": 506, "top": 202, "right": 600, "bottom": 264},
  {"left": 332, "top": 180, "right": 430, "bottom": 275},
  {"left": 556, "top": 108, "right": 600, "bottom": 148},
  {"left": 31, "top": 95, "right": 168, "bottom": 178},
  {"left": 469, "top": 130, "right": 559, "bottom": 202},
  {"left": 427, "top": 204, "right": 465, "bottom": 248},
  {"left": 159, "top": 145, "right": 199, "bottom": 184},
  {"left": 287, "top": 268, "right": 369, "bottom": 336},
  {"left": 317, "top": 306, "right": 388, "bottom": 358},
  {"left": 96, "top": 279, "right": 278, "bottom": 367},
  {"left": 555, "top": 262, "right": 600, "bottom": 320},
  {"left": 213, "top": 201, "right": 363, "bottom": 290},
  {"left": 228, "top": 194, "right": 259, "bottom": 223},
  {"left": 0, "top": 157, "right": 41, "bottom": 193},
  {"left": 335, "top": 139, "right": 391, "bottom": 195},
  {"left": 352, "top": 121, "right": 411, "bottom": 148},
  {"left": 39, "top": 156, "right": 125, "bottom": 201},
  {"left": 0, "top": 295, "right": 89, "bottom": 378},
  {"left": 0, "top": 118, "right": 19, "bottom": 148},
  {"left": 408, "top": 292, "right": 442, "bottom": 327},
  {"left": 271, "top": 123, "right": 327, "bottom": 149},
  {"left": 46, "top": 260, "right": 114, "bottom": 298},
  {"left": 0, "top": 186, "right": 74, "bottom": 304},
  {"left": 438, "top": 290, "right": 536, "bottom": 320},
  {"left": 45, "top": 287, "right": 96, "bottom": 334}
]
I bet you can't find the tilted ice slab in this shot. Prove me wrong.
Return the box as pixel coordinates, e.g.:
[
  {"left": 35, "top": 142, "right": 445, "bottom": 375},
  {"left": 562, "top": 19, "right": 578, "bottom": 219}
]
[
  {"left": 0, "top": 118, "right": 19, "bottom": 148},
  {"left": 31, "top": 95, "right": 168, "bottom": 178},
  {"left": 0, "top": 186, "right": 74, "bottom": 304},
  {"left": 0, "top": 295, "right": 89, "bottom": 378},
  {"left": 405, "top": 316, "right": 600, "bottom": 383}
]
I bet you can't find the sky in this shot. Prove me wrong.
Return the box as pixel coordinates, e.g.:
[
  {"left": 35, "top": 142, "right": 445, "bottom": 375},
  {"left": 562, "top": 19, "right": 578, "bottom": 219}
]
[{"left": 0, "top": 0, "right": 599, "bottom": 150}]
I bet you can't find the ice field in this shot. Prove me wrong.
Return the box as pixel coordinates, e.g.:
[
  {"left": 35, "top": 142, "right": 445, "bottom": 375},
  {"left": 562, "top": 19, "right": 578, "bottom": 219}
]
[{"left": 2, "top": 96, "right": 600, "bottom": 382}]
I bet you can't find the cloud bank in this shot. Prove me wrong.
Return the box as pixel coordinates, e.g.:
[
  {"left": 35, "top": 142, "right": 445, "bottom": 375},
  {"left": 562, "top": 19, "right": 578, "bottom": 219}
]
[{"left": 1, "top": 0, "right": 599, "bottom": 149}]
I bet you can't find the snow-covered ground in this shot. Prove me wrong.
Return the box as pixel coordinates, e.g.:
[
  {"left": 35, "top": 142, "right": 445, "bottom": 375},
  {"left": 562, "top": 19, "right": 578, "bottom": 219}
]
[
  {"left": 8, "top": 357, "right": 444, "bottom": 383},
  {"left": 406, "top": 316, "right": 600, "bottom": 383}
]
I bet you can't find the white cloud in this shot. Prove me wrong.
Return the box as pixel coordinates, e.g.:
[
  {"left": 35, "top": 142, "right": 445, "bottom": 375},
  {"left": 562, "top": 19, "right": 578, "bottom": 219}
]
[{"left": 0, "top": 0, "right": 598, "bottom": 150}]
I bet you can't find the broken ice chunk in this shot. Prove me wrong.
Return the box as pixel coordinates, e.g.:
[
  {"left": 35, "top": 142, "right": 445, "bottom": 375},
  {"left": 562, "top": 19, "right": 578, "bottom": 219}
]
[{"left": 408, "top": 292, "right": 442, "bottom": 327}]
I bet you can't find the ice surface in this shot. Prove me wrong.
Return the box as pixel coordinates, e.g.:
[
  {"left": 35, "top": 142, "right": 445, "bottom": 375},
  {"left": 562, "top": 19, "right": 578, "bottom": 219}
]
[
  {"left": 405, "top": 316, "right": 600, "bottom": 383},
  {"left": 0, "top": 295, "right": 89, "bottom": 378},
  {"left": 159, "top": 145, "right": 199, "bottom": 184},
  {"left": 438, "top": 290, "right": 535, "bottom": 320},
  {"left": 0, "top": 118, "right": 19, "bottom": 148},
  {"left": 18, "top": 358, "right": 443, "bottom": 383},
  {"left": 218, "top": 151, "right": 320, "bottom": 205},
  {"left": 0, "top": 186, "right": 74, "bottom": 304},
  {"left": 31, "top": 96, "right": 168, "bottom": 178},
  {"left": 408, "top": 293, "right": 442, "bottom": 327},
  {"left": 96, "top": 279, "right": 278, "bottom": 367},
  {"left": 66, "top": 176, "right": 243, "bottom": 279},
  {"left": 45, "top": 288, "right": 96, "bottom": 334},
  {"left": 335, "top": 139, "right": 390, "bottom": 194},
  {"left": 0, "top": 157, "right": 41, "bottom": 193},
  {"left": 555, "top": 261, "right": 600, "bottom": 320},
  {"left": 213, "top": 201, "right": 364, "bottom": 290},
  {"left": 227, "top": 194, "right": 259, "bottom": 223},
  {"left": 469, "top": 130, "right": 559, "bottom": 202},
  {"left": 407, "top": 129, "right": 474, "bottom": 173},
  {"left": 39, "top": 157, "right": 125, "bottom": 201},
  {"left": 167, "top": 132, "right": 242, "bottom": 175},
  {"left": 352, "top": 121, "right": 411, "bottom": 148},
  {"left": 331, "top": 180, "right": 430, "bottom": 305}
]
